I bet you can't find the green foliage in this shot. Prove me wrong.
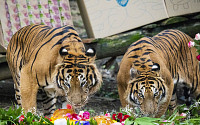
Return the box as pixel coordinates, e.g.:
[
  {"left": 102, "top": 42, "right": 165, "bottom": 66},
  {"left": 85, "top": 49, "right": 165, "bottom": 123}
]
[
  {"left": 0, "top": 100, "right": 199, "bottom": 125},
  {"left": 89, "top": 118, "right": 98, "bottom": 125},
  {"left": 115, "top": 99, "right": 200, "bottom": 125},
  {"left": 0, "top": 106, "right": 53, "bottom": 125}
]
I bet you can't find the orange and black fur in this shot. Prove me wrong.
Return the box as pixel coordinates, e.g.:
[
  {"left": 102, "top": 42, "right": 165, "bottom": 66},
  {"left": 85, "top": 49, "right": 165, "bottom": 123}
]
[
  {"left": 6, "top": 24, "right": 102, "bottom": 116},
  {"left": 117, "top": 29, "right": 200, "bottom": 117}
]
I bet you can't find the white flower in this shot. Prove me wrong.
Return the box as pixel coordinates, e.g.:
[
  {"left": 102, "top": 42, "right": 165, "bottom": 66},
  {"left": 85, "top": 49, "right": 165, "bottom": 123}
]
[
  {"left": 188, "top": 41, "right": 195, "bottom": 48},
  {"left": 79, "top": 111, "right": 84, "bottom": 116},
  {"left": 195, "top": 33, "right": 200, "bottom": 40},
  {"left": 54, "top": 118, "right": 67, "bottom": 125}
]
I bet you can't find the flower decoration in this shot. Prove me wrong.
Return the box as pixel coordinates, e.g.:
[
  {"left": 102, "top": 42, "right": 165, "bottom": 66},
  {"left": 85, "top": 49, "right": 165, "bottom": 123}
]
[
  {"left": 51, "top": 105, "right": 91, "bottom": 124},
  {"left": 196, "top": 55, "right": 200, "bottom": 61},
  {"left": 66, "top": 104, "right": 72, "bottom": 109},
  {"left": 188, "top": 33, "right": 200, "bottom": 61},
  {"left": 195, "top": 33, "right": 200, "bottom": 40},
  {"left": 64, "top": 111, "right": 90, "bottom": 121},
  {"left": 188, "top": 41, "right": 195, "bottom": 48},
  {"left": 18, "top": 115, "right": 24, "bottom": 123},
  {"left": 112, "top": 112, "right": 130, "bottom": 123}
]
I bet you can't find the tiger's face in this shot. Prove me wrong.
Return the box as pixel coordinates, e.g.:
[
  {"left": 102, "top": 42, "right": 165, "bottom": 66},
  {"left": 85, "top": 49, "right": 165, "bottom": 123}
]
[
  {"left": 126, "top": 65, "right": 166, "bottom": 117},
  {"left": 53, "top": 41, "right": 101, "bottom": 108}
]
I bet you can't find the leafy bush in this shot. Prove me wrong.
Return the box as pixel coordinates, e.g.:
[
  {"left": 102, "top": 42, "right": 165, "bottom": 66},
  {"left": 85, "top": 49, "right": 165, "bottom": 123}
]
[
  {"left": 0, "top": 106, "right": 53, "bottom": 125},
  {"left": 0, "top": 99, "right": 199, "bottom": 125}
]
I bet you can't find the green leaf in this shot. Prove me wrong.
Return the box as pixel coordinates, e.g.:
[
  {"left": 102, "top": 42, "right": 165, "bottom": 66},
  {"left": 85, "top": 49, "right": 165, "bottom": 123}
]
[
  {"left": 125, "top": 118, "right": 134, "bottom": 125},
  {"left": 134, "top": 117, "right": 161, "bottom": 125},
  {"left": 67, "top": 118, "right": 70, "bottom": 125}
]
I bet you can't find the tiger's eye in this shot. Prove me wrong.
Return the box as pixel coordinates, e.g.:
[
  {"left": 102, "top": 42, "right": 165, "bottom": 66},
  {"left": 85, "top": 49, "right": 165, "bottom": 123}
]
[{"left": 78, "top": 69, "right": 83, "bottom": 73}]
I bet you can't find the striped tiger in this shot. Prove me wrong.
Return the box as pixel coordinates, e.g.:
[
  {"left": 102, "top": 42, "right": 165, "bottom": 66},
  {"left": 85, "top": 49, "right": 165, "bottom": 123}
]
[
  {"left": 117, "top": 29, "right": 200, "bottom": 117},
  {"left": 6, "top": 24, "right": 102, "bottom": 116}
]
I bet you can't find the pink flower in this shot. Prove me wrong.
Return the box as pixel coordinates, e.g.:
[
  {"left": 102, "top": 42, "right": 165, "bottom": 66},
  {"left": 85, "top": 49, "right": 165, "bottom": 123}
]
[
  {"left": 196, "top": 55, "right": 200, "bottom": 61},
  {"left": 83, "top": 111, "right": 90, "bottom": 119},
  {"left": 180, "top": 113, "right": 187, "bottom": 117},
  {"left": 105, "top": 113, "right": 111, "bottom": 117},
  {"left": 66, "top": 113, "right": 72, "bottom": 119},
  {"left": 195, "top": 33, "right": 200, "bottom": 40},
  {"left": 188, "top": 41, "right": 195, "bottom": 48},
  {"left": 161, "top": 120, "right": 174, "bottom": 125},
  {"left": 18, "top": 115, "right": 24, "bottom": 123},
  {"left": 180, "top": 113, "right": 187, "bottom": 119}
]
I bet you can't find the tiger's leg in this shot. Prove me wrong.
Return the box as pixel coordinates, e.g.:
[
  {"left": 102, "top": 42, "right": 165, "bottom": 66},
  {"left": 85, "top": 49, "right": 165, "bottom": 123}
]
[
  {"left": 118, "top": 83, "right": 129, "bottom": 107},
  {"left": 20, "top": 68, "right": 39, "bottom": 114},
  {"left": 168, "top": 88, "right": 177, "bottom": 114},
  {"left": 42, "top": 95, "right": 57, "bottom": 116},
  {"left": 13, "top": 76, "right": 22, "bottom": 106},
  {"left": 43, "top": 85, "right": 57, "bottom": 116},
  {"left": 194, "top": 83, "right": 200, "bottom": 101}
]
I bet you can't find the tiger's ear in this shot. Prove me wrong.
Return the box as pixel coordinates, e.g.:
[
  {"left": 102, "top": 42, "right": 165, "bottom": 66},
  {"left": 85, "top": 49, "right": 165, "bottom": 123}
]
[
  {"left": 59, "top": 47, "right": 68, "bottom": 56},
  {"left": 85, "top": 48, "right": 96, "bottom": 57},
  {"left": 152, "top": 63, "right": 160, "bottom": 71}
]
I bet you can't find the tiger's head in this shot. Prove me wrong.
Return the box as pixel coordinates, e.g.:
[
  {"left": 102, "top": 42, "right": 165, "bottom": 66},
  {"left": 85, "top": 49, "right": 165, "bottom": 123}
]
[
  {"left": 125, "top": 63, "right": 168, "bottom": 117},
  {"left": 52, "top": 40, "right": 102, "bottom": 108}
]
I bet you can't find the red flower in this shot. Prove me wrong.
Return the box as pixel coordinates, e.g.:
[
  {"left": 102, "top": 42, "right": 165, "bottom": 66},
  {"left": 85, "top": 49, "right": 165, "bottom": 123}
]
[
  {"left": 122, "top": 115, "right": 130, "bottom": 121},
  {"left": 18, "top": 115, "right": 24, "bottom": 123},
  {"left": 117, "top": 113, "right": 123, "bottom": 120},
  {"left": 196, "top": 55, "right": 200, "bottom": 61},
  {"left": 71, "top": 113, "right": 79, "bottom": 120},
  {"left": 112, "top": 113, "right": 130, "bottom": 122},
  {"left": 112, "top": 114, "right": 117, "bottom": 120},
  {"left": 66, "top": 104, "right": 72, "bottom": 109}
]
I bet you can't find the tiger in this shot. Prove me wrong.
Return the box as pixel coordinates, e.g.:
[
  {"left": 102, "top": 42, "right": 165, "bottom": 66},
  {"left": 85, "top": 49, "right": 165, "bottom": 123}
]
[
  {"left": 6, "top": 24, "right": 102, "bottom": 116},
  {"left": 117, "top": 29, "right": 200, "bottom": 118}
]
